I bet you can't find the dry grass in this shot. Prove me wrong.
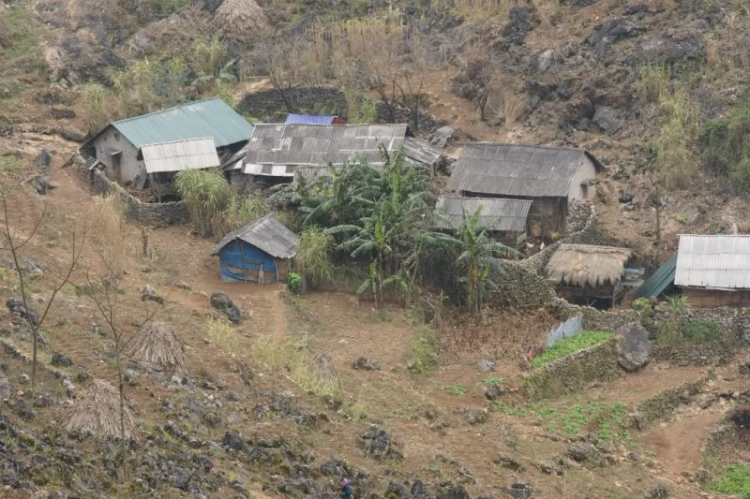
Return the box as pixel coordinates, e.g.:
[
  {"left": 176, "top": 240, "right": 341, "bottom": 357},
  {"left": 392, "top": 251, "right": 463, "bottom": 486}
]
[
  {"left": 252, "top": 335, "right": 342, "bottom": 401},
  {"left": 635, "top": 65, "right": 669, "bottom": 105},
  {"left": 126, "top": 321, "right": 184, "bottom": 368},
  {"left": 93, "top": 193, "right": 127, "bottom": 274},
  {"left": 213, "top": 0, "right": 270, "bottom": 34},
  {"left": 546, "top": 244, "right": 632, "bottom": 287},
  {"left": 204, "top": 316, "right": 238, "bottom": 352},
  {"left": 65, "top": 379, "right": 138, "bottom": 440}
]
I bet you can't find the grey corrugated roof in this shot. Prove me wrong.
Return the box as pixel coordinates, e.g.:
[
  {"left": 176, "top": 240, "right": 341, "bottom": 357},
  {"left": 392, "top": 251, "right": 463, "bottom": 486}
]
[
  {"left": 447, "top": 144, "right": 602, "bottom": 198},
  {"left": 87, "top": 98, "right": 253, "bottom": 150},
  {"left": 434, "top": 196, "right": 532, "bottom": 232},
  {"left": 402, "top": 137, "right": 443, "bottom": 166},
  {"left": 243, "top": 124, "right": 408, "bottom": 174},
  {"left": 211, "top": 215, "right": 300, "bottom": 259},
  {"left": 141, "top": 138, "right": 220, "bottom": 174},
  {"left": 675, "top": 235, "right": 750, "bottom": 290}
]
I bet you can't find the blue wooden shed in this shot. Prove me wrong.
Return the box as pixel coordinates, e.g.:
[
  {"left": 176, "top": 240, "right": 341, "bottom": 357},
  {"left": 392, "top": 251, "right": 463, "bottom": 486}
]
[{"left": 211, "top": 216, "right": 300, "bottom": 283}]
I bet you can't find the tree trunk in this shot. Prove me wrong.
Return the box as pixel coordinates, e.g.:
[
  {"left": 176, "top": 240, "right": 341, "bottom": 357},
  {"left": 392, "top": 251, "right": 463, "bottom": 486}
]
[{"left": 115, "top": 342, "right": 126, "bottom": 450}]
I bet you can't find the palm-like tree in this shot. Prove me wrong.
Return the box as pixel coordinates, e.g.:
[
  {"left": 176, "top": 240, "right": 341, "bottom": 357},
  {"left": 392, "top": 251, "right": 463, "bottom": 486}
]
[{"left": 444, "top": 208, "right": 520, "bottom": 314}]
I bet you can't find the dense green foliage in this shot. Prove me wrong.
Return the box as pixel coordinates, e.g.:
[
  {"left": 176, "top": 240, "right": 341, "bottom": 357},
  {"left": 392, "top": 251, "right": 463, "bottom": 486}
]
[
  {"left": 287, "top": 273, "right": 301, "bottom": 294},
  {"left": 710, "top": 465, "right": 750, "bottom": 498},
  {"left": 531, "top": 331, "right": 614, "bottom": 368},
  {"left": 409, "top": 325, "right": 439, "bottom": 374},
  {"left": 296, "top": 227, "right": 334, "bottom": 291},
  {"left": 681, "top": 320, "right": 722, "bottom": 343},
  {"left": 224, "top": 194, "right": 268, "bottom": 230},
  {"left": 176, "top": 170, "right": 232, "bottom": 238}
]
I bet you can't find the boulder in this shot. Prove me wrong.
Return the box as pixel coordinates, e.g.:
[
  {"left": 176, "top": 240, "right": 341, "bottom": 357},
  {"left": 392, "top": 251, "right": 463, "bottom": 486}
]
[
  {"left": 616, "top": 325, "right": 653, "bottom": 371},
  {"left": 634, "top": 31, "right": 705, "bottom": 65},
  {"left": 646, "top": 484, "right": 670, "bottom": 498},
  {"left": 431, "top": 126, "right": 455, "bottom": 148},
  {"left": 59, "top": 125, "right": 87, "bottom": 143},
  {"left": 0, "top": 378, "right": 14, "bottom": 400},
  {"left": 494, "top": 452, "right": 526, "bottom": 471},
  {"left": 141, "top": 284, "right": 164, "bottom": 304},
  {"left": 467, "top": 409, "right": 488, "bottom": 425},
  {"left": 353, "top": 357, "right": 381, "bottom": 371},
  {"left": 6, "top": 298, "right": 40, "bottom": 326},
  {"left": 566, "top": 443, "right": 605, "bottom": 466},
  {"left": 50, "top": 352, "right": 73, "bottom": 367},
  {"left": 358, "top": 424, "right": 402, "bottom": 459},
  {"left": 504, "top": 481, "right": 533, "bottom": 499},
  {"left": 30, "top": 176, "right": 57, "bottom": 195},
  {"left": 34, "top": 150, "right": 52, "bottom": 168},
  {"left": 222, "top": 431, "right": 251, "bottom": 453},
  {"left": 477, "top": 359, "right": 496, "bottom": 372},
  {"left": 210, "top": 292, "right": 241, "bottom": 323},
  {"left": 585, "top": 18, "right": 643, "bottom": 57},
  {"left": 501, "top": 7, "right": 537, "bottom": 47},
  {"left": 593, "top": 106, "right": 623, "bottom": 135},
  {"left": 531, "top": 49, "right": 557, "bottom": 74}
]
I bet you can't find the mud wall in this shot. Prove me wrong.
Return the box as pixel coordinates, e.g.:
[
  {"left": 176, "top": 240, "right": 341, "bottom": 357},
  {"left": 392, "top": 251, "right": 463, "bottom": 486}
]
[
  {"left": 522, "top": 338, "right": 621, "bottom": 400},
  {"left": 72, "top": 153, "right": 189, "bottom": 227}
]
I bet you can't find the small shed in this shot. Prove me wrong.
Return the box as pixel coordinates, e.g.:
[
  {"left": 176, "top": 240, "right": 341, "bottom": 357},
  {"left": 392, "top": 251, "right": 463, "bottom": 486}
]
[
  {"left": 546, "top": 244, "right": 634, "bottom": 308},
  {"left": 675, "top": 234, "right": 750, "bottom": 307},
  {"left": 211, "top": 216, "right": 299, "bottom": 283},
  {"left": 447, "top": 144, "right": 603, "bottom": 237},
  {"left": 434, "top": 196, "right": 533, "bottom": 250}
]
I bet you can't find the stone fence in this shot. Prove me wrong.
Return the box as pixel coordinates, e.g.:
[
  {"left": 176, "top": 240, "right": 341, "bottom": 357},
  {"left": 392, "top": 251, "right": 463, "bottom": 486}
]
[{"left": 71, "top": 153, "right": 190, "bottom": 227}]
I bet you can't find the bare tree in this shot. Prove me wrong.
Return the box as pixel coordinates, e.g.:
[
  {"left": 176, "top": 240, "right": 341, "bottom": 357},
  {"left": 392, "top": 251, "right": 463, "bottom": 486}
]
[
  {"left": 0, "top": 194, "right": 84, "bottom": 392},
  {"left": 260, "top": 37, "right": 318, "bottom": 113},
  {"left": 83, "top": 266, "right": 161, "bottom": 448}
]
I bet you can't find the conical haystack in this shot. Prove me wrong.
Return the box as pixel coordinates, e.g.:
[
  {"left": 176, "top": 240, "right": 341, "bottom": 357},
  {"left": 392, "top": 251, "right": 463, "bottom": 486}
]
[
  {"left": 213, "top": 0, "right": 270, "bottom": 35},
  {"left": 65, "top": 379, "right": 138, "bottom": 440},
  {"left": 127, "top": 321, "right": 185, "bottom": 368}
]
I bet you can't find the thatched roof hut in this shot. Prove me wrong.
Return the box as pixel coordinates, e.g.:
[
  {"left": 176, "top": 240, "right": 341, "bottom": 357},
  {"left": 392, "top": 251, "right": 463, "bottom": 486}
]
[
  {"left": 127, "top": 321, "right": 184, "bottom": 368},
  {"left": 65, "top": 380, "right": 138, "bottom": 440},
  {"left": 213, "top": 0, "right": 270, "bottom": 35},
  {"left": 546, "top": 244, "right": 632, "bottom": 287}
]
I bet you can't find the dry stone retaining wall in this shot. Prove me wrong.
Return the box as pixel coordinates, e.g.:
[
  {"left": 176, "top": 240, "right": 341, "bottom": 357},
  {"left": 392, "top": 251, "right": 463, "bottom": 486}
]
[{"left": 72, "top": 153, "right": 189, "bottom": 227}]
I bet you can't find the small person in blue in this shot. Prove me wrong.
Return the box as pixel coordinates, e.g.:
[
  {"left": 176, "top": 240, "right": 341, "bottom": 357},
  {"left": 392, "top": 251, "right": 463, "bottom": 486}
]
[{"left": 340, "top": 478, "right": 353, "bottom": 499}]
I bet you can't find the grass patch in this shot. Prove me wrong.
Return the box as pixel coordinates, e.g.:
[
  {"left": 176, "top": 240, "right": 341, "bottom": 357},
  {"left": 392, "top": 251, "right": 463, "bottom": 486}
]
[
  {"left": 493, "top": 401, "right": 527, "bottom": 417},
  {"left": 251, "top": 335, "right": 343, "bottom": 402},
  {"left": 682, "top": 320, "right": 722, "bottom": 343},
  {"left": 408, "top": 325, "right": 439, "bottom": 374},
  {"left": 526, "top": 401, "right": 630, "bottom": 442},
  {"left": 448, "top": 384, "right": 466, "bottom": 396},
  {"left": 481, "top": 376, "right": 504, "bottom": 387},
  {"left": 204, "top": 317, "right": 238, "bottom": 352},
  {"left": 710, "top": 465, "right": 750, "bottom": 498},
  {"left": 531, "top": 331, "right": 614, "bottom": 368}
]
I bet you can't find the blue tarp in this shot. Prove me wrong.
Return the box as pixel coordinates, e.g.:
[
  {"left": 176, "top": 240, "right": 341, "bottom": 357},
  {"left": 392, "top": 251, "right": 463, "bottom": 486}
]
[
  {"left": 218, "top": 240, "right": 277, "bottom": 283},
  {"left": 285, "top": 114, "right": 336, "bottom": 125}
]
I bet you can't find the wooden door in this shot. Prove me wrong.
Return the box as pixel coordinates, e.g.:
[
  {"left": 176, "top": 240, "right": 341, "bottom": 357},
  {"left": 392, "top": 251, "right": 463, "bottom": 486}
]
[{"left": 112, "top": 152, "right": 122, "bottom": 183}]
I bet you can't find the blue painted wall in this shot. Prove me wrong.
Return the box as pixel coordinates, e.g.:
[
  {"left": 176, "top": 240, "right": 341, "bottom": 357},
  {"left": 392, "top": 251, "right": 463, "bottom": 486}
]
[{"left": 218, "top": 240, "right": 277, "bottom": 283}]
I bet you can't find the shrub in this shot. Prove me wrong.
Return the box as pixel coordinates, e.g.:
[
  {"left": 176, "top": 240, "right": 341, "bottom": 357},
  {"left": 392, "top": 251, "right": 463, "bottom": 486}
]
[
  {"left": 710, "top": 465, "right": 750, "bottom": 498},
  {"left": 176, "top": 170, "right": 232, "bottom": 238},
  {"left": 658, "top": 88, "right": 699, "bottom": 190},
  {"left": 531, "top": 331, "right": 614, "bottom": 368},
  {"left": 408, "top": 326, "right": 439, "bottom": 374},
  {"left": 682, "top": 320, "right": 722, "bottom": 343},
  {"left": 702, "top": 88, "right": 750, "bottom": 194},
  {"left": 78, "top": 83, "right": 109, "bottom": 134},
  {"left": 287, "top": 272, "right": 301, "bottom": 294},
  {"left": 635, "top": 64, "right": 669, "bottom": 105},
  {"left": 632, "top": 297, "right": 655, "bottom": 316},
  {"left": 204, "top": 317, "right": 237, "bottom": 351}
]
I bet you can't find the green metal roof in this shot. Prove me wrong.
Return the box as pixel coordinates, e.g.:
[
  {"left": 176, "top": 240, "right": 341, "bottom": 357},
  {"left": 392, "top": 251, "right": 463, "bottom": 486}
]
[
  {"left": 636, "top": 254, "right": 677, "bottom": 298},
  {"left": 109, "top": 98, "right": 253, "bottom": 149}
]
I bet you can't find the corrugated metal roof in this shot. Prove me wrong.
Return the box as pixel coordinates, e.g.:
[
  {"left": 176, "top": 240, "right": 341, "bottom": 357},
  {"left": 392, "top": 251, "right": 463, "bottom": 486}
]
[
  {"left": 447, "top": 144, "right": 601, "bottom": 198},
  {"left": 402, "top": 137, "right": 442, "bottom": 166},
  {"left": 675, "top": 235, "right": 750, "bottom": 290},
  {"left": 211, "top": 215, "right": 300, "bottom": 259},
  {"left": 141, "top": 138, "right": 220, "bottom": 174},
  {"left": 106, "top": 98, "right": 253, "bottom": 149},
  {"left": 434, "top": 196, "right": 532, "bottom": 232},
  {"left": 636, "top": 254, "right": 677, "bottom": 298},
  {"left": 285, "top": 114, "right": 337, "bottom": 125},
  {"left": 243, "top": 124, "right": 408, "bottom": 174}
]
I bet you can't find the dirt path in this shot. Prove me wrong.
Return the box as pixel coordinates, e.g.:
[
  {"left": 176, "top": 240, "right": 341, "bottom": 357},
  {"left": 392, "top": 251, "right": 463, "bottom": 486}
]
[{"left": 641, "top": 411, "right": 726, "bottom": 476}]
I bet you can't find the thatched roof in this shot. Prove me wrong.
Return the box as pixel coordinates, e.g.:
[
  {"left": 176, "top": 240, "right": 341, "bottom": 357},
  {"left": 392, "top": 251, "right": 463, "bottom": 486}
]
[
  {"left": 546, "top": 244, "right": 632, "bottom": 287},
  {"left": 213, "top": 0, "right": 270, "bottom": 34},
  {"left": 65, "top": 380, "right": 138, "bottom": 440},
  {"left": 127, "top": 321, "right": 184, "bottom": 368}
]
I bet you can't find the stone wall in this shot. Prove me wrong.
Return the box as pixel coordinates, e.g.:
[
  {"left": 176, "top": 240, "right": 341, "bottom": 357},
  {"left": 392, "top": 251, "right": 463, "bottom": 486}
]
[
  {"left": 238, "top": 87, "right": 347, "bottom": 122},
  {"left": 636, "top": 378, "right": 708, "bottom": 426},
  {"left": 547, "top": 298, "right": 639, "bottom": 332},
  {"left": 521, "top": 338, "right": 622, "bottom": 400},
  {"left": 72, "top": 153, "right": 190, "bottom": 227}
]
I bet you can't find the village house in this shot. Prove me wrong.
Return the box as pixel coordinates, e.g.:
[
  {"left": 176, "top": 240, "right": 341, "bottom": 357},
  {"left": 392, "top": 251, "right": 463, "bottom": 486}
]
[
  {"left": 674, "top": 234, "right": 750, "bottom": 307},
  {"left": 434, "top": 196, "right": 533, "bottom": 250},
  {"left": 546, "top": 244, "right": 642, "bottom": 308},
  {"left": 447, "top": 144, "right": 602, "bottom": 238},
  {"left": 211, "top": 215, "right": 299, "bottom": 284},
  {"left": 81, "top": 98, "right": 254, "bottom": 194},
  {"left": 222, "top": 123, "right": 443, "bottom": 191}
]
